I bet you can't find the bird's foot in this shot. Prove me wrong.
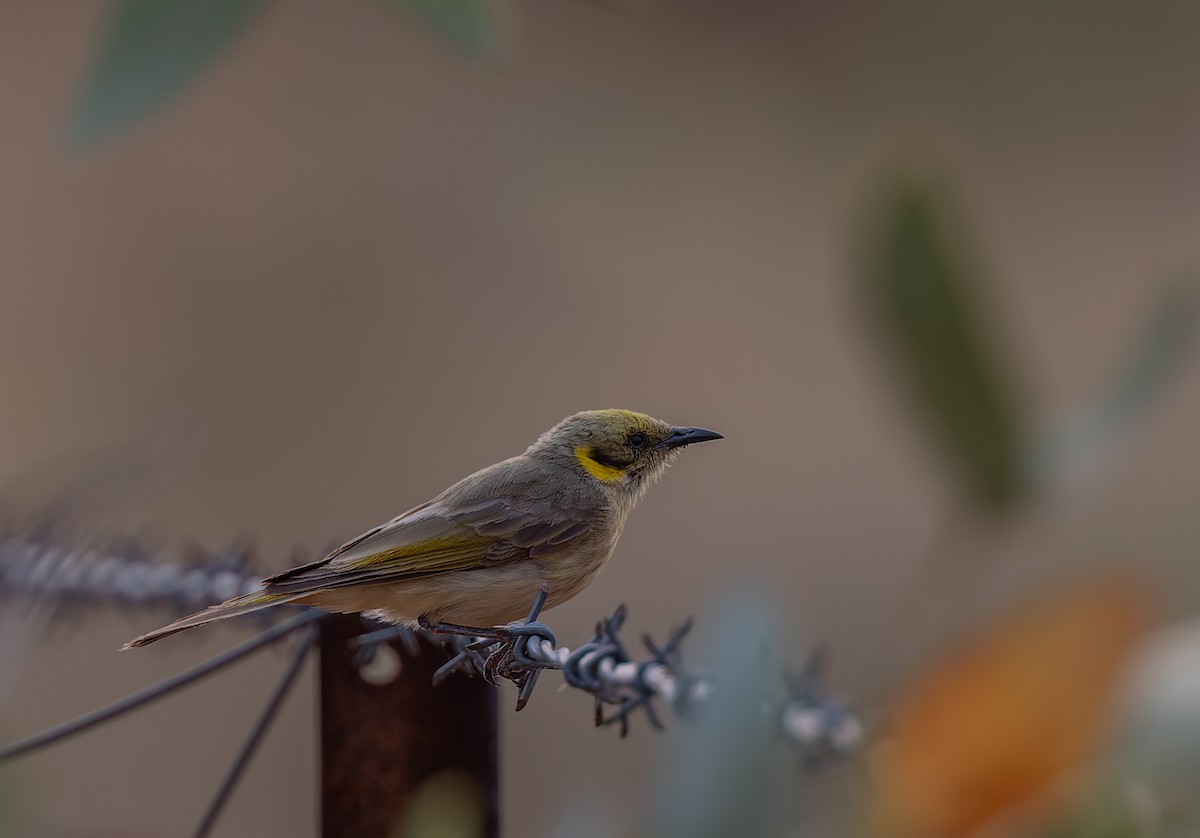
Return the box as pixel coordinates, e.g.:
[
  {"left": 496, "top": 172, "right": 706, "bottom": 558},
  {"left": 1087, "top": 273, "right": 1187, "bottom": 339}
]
[{"left": 419, "top": 584, "right": 557, "bottom": 709}]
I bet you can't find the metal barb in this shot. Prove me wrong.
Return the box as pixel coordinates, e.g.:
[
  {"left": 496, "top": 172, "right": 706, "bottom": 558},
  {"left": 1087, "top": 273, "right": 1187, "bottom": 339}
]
[
  {"left": 779, "top": 650, "right": 864, "bottom": 768},
  {"left": 349, "top": 621, "right": 422, "bottom": 666},
  {"left": 432, "top": 649, "right": 475, "bottom": 685}
]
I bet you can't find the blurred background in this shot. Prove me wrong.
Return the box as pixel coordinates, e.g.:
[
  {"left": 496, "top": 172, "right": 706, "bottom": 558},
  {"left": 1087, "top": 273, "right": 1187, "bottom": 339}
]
[{"left": 3, "top": 1, "right": 1200, "bottom": 836}]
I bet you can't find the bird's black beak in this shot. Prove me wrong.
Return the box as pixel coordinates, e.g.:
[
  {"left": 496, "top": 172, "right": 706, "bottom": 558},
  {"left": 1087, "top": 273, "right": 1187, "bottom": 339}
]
[{"left": 659, "top": 426, "right": 724, "bottom": 450}]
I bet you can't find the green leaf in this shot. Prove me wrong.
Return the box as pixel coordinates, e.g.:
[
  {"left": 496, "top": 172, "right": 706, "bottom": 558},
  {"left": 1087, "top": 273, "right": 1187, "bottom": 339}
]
[
  {"left": 860, "top": 179, "right": 1027, "bottom": 510},
  {"left": 1035, "top": 280, "right": 1197, "bottom": 485},
  {"left": 68, "top": 0, "right": 270, "bottom": 149},
  {"left": 382, "top": 0, "right": 505, "bottom": 57}
]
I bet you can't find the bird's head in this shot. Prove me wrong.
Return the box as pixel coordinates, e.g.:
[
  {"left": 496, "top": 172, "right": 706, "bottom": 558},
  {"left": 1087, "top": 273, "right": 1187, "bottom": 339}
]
[{"left": 530, "top": 409, "right": 722, "bottom": 497}]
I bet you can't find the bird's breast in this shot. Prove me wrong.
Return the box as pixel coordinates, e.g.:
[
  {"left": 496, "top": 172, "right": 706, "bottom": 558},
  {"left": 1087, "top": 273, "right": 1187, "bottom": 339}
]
[{"left": 534, "top": 534, "right": 620, "bottom": 609}]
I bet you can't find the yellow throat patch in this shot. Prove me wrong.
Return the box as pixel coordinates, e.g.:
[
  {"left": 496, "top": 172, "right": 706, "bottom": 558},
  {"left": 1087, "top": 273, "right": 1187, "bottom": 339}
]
[{"left": 575, "top": 447, "right": 627, "bottom": 482}]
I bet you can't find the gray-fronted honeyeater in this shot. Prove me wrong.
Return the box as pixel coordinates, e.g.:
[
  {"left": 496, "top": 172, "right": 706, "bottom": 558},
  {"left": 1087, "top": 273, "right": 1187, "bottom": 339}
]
[{"left": 124, "top": 409, "right": 721, "bottom": 648}]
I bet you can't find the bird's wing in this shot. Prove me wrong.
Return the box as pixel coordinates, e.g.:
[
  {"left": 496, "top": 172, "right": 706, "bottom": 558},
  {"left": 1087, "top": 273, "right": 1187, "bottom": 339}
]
[{"left": 261, "top": 492, "right": 593, "bottom": 596}]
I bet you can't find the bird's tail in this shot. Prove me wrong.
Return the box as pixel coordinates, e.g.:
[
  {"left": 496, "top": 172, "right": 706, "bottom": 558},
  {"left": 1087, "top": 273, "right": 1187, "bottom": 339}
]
[{"left": 122, "top": 589, "right": 305, "bottom": 649}]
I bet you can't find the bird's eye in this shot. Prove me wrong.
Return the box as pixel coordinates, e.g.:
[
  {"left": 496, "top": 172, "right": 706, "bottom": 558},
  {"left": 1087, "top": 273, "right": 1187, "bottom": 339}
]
[{"left": 628, "top": 433, "right": 647, "bottom": 450}]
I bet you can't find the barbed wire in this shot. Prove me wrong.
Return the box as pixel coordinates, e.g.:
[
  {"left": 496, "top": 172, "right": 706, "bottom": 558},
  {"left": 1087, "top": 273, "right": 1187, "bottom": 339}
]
[
  {"left": 0, "top": 530, "right": 262, "bottom": 614},
  {"left": 351, "top": 585, "right": 865, "bottom": 763},
  {"left": 0, "top": 529, "right": 864, "bottom": 772}
]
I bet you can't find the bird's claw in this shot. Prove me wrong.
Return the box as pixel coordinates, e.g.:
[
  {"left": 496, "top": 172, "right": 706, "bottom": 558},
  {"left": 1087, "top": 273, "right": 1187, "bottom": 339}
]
[{"left": 418, "top": 584, "right": 558, "bottom": 709}]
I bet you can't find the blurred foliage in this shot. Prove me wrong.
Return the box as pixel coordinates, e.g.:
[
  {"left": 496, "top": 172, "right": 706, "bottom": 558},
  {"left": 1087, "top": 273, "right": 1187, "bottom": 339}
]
[
  {"left": 382, "top": 0, "right": 505, "bottom": 57},
  {"left": 859, "top": 180, "right": 1028, "bottom": 511},
  {"left": 860, "top": 179, "right": 1195, "bottom": 512},
  {"left": 1086, "top": 280, "right": 1197, "bottom": 434},
  {"left": 69, "top": 0, "right": 270, "bottom": 148},
  {"left": 654, "top": 596, "right": 781, "bottom": 838},
  {"left": 395, "top": 771, "right": 483, "bottom": 838},
  {"left": 69, "top": 0, "right": 506, "bottom": 149},
  {"left": 1094, "top": 618, "right": 1200, "bottom": 837},
  {"left": 1036, "top": 780, "right": 1185, "bottom": 838},
  {"left": 873, "top": 579, "right": 1152, "bottom": 838},
  {"left": 1037, "top": 788, "right": 1151, "bottom": 838},
  {"left": 1036, "top": 280, "right": 1198, "bottom": 486}
]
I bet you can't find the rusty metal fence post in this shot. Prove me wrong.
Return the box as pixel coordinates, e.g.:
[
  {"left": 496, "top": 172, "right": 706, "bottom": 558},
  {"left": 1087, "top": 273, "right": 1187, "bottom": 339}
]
[{"left": 319, "top": 615, "right": 499, "bottom": 838}]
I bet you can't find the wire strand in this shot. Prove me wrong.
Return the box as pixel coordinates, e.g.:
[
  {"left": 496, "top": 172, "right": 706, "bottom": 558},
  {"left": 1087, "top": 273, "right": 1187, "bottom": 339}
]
[
  {"left": 0, "top": 609, "right": 325, "bottom": 762},
  {"left": 193, "top": 624, "right": 317, "bottom": 838}
]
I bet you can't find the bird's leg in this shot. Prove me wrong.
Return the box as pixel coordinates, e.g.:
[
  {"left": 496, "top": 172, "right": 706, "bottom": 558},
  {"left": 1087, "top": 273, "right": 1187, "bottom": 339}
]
[
  {"left": 417, "top": 582, "right": 553, "bottom": 645},
  {"left": 417, "top": 617, "right": 514, "bottom": 641},
  {"left": 417, "top": 585, "right": 559, "bottom": 709}
]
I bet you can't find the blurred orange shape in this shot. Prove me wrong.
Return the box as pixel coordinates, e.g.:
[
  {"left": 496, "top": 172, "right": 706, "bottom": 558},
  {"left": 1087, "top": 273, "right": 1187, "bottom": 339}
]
[{"left": 875, "top": 578, "right": 1152, "bottom": 838}]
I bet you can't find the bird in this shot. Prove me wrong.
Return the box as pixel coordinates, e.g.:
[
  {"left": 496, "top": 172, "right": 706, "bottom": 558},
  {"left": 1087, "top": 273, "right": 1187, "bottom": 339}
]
[{"left": 124, "top": 409, "right": 722, "bottom": 648}]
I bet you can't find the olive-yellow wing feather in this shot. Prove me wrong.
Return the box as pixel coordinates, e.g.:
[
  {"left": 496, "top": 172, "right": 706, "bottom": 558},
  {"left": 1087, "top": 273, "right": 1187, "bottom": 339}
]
[
  {"left": 262, "top": 494, "right": 591, "bottom": 595},
  {"left": 124, "top": 461, "right": 596, "bottom": 648}
]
